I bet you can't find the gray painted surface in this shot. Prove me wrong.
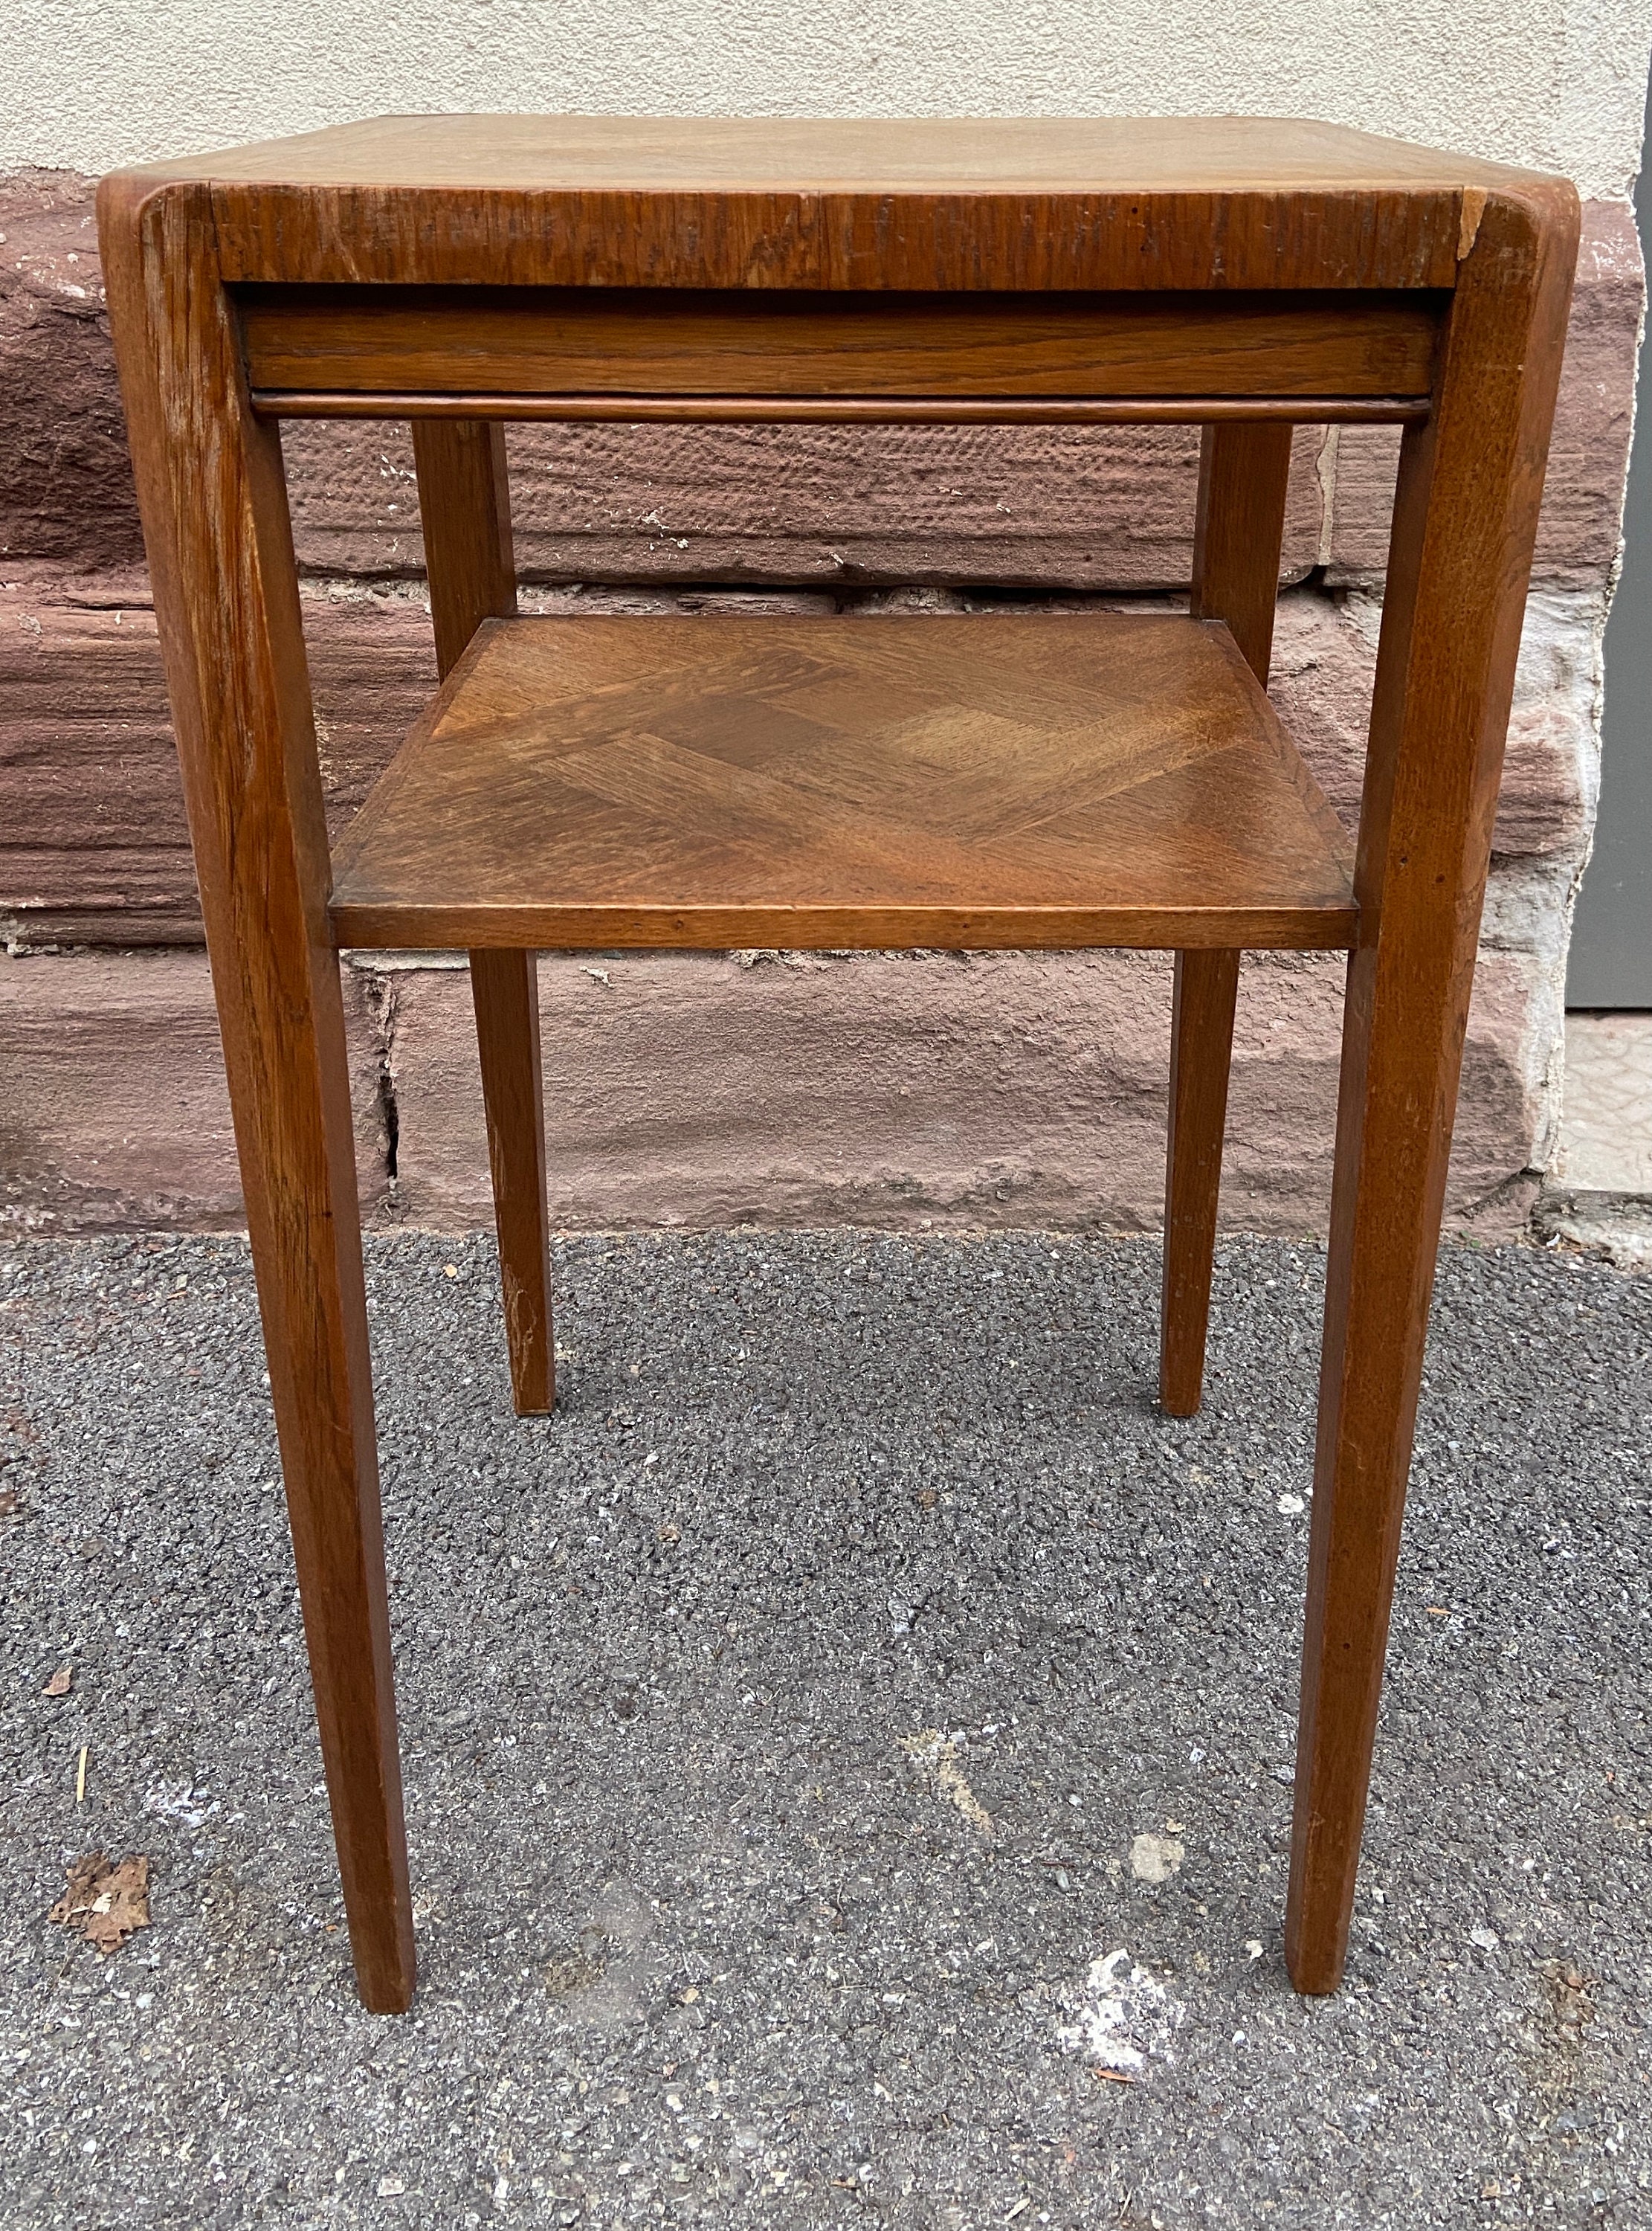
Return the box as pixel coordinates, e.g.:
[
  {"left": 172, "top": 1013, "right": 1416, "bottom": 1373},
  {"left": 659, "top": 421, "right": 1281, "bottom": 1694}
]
[{"left": 1569, "top": 68, "right": 1652, "bottom": 1007}]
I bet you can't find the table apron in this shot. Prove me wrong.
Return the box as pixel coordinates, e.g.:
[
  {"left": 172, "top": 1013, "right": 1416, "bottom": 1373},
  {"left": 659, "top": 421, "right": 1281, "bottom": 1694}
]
[
  {"left": 254, "top": 390, "right": 1429, "bottom": 424},
  {"left": 236, "top": 284, "right": 1445, "bottom": 411}
]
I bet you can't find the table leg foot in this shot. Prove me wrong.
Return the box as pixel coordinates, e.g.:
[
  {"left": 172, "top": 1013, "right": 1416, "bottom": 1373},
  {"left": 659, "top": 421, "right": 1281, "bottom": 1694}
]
[
  {"left": 471, "top": 948, "right": 555, "bottom": 1414},
  {"left": 1160, "top": 949, "right": 1239, "bottom": 1417}
]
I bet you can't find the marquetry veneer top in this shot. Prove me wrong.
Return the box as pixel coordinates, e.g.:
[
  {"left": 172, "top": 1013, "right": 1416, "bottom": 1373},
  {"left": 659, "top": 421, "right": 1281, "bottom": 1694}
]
[
  {"left": 327, "top": 613, "right": 1358, "bottom": 954},
  {"left": 103, "top": 115, "right": 1571, "bottom": 293}
]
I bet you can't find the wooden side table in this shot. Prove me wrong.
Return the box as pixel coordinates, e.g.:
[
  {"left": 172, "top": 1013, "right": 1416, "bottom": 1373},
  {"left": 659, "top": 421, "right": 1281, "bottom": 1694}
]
[{"left": 97, "top": 117, "right": 1578, "bottom": 2013}]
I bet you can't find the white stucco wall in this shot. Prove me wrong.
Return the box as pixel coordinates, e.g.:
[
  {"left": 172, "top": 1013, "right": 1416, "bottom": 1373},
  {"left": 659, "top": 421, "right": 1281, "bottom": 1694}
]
[{"left": 7, "top": 1, "right": 1651, "bottom": 199}]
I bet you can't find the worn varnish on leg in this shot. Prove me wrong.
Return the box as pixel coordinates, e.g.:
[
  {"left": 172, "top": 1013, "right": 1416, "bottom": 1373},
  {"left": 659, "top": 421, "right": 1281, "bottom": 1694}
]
[
  {"left": 98, "top": 178, "right": 416, "bottom": 2013},
  {"left": 412, "top": 422, "right": 555, "bottom": 1414},
  {"left": 1285, "top": 190, "right": 1578, "bottom": 1993},
  {"left": 1161, "top": 947, "right": 1242, "bottom": 1415},
  {"left": 469, "top": 949, "right": 555, "bottom": 1412},
  {"left": 1159, "top": 423, "right": 1294, "bottom": 1414}
]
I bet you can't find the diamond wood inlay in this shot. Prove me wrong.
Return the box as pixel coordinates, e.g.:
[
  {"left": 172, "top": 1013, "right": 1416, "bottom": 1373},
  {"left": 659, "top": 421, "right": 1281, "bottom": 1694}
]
[{"left": 327, "top": 614, "right": 1358, "bottom": 952}]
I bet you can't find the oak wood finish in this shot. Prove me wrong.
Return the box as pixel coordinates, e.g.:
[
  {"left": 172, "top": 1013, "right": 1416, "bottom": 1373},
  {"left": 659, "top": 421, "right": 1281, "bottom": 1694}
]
[
  {"left": 96, "top": 176, "right": 416, "bottom": 2012},
  {"left": 1160, "top": 948, "right": 1242, "bottom": 1416},
  {"left": 326, "top": 614, "right": 1358, "bottom": 954},
  {"left": 97, "top": 115, "right": 1581, "bottom": 2013},
  {"left": 411, "top": 417, "right": 517, "bottom": 672},
  {"left": 410, "top": 420, "right": 554, "bottom": 1417},
  {"left": 123, "top": 114, "right": 1536, "bottom": 293},
  {"left": 254, "top": 392, "right": 1434, "bottom": 426},
  {"left": 239, "top": 286, "right": 1442, "bottom": 403},
  {"left": 468, "top": 947, "right": 555, "bottom": 1414},
  {"left": 1285, "top": 184, "right": 1578, "bottom": 1993},
  {"left": 1159, "top": 422, "right": 1297, "bottom": 1414},
  {"left": 1190, "top": 422, "right": 1297, "bottom": 680}
]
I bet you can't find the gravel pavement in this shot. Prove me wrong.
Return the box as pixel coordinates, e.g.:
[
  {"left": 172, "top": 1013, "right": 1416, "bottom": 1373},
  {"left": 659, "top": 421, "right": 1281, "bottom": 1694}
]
[{"left": 1, "top": 1227, "right": 1650, "bottom": 2228}]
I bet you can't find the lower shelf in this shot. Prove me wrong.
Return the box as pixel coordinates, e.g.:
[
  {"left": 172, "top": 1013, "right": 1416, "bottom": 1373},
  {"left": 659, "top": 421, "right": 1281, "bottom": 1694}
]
[{"left": 327, "top": 613, "right": 1358, "bottom": 952}]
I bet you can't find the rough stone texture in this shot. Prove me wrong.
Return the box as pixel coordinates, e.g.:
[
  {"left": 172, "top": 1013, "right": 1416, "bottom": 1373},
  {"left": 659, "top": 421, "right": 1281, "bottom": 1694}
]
[
  {"left": 0, "top": 578, "right": 439, "bottom": 948},
  {"left": 4, "top": 177, "right": 1636, "bottom": 598},
  {"left": 0, "top": 167, "right": 1639, "bottom": 1240},
  {"left": 283, "top": 417, "right": 1332, "bottom": 589},
  {"left": 1554, "top": 1011, "right": 1652, "bottom": 1195},
  {"left": 0, "top": 582, "right": 1603, "bottom": 953},
  {"left": 1326, "top": 202, "right": 1646, "bottom": 590},
  {"left": 377, "top": 947, "right": 1545, "bottom": 1241},
  {"left": 1536, "top": 1189, "right": 1652, "bottom": 1268},
  {"left": 0, "top": 951, "right": 389, "bottom": 1234},
  {"left": 0, "top": 171, "right": 142, "bottom": 575},
  {"left": 0, "top": 941, "right": 1546, "bottom": 1240}
]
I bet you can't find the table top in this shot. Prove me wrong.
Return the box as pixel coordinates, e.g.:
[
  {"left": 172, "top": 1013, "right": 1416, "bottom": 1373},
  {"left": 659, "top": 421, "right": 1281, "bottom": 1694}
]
[
  {"left": 118, "top": 113, "right": 1546, "bottom": 196},
  {"left": 102, "top": 115, "right": 1573, "bottom": 294}
]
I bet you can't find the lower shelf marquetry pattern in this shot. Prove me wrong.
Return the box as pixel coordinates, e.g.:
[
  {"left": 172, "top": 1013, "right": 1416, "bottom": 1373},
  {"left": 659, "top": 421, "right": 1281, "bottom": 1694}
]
[{"left": 327, "top": 613, "right": 1358, "bottom": 953}]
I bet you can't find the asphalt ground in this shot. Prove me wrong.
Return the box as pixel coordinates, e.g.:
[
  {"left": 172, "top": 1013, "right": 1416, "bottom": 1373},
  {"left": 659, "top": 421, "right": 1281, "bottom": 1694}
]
[{"left": 1, "top": 1228, "right": 1649, "bottom": 2229}]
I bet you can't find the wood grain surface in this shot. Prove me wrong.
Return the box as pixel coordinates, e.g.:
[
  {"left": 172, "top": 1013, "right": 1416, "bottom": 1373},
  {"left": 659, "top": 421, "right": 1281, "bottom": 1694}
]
[
  {"left": 1159, "top": 420, "right": 1296, "bottom": 1416},
  {"left": 96, "top": 109, "right": 1581, "bottom": 2012},
  {"left": 327, "top": 614, "right": 1358, "bottom": 953},
  {"left": 1160, "top": 947, "right": 1243, "bottom": 1417},
  {"left": 1190, "top": 422, "right": 1297, "bottom": 680},
  {"left": 1285, "top": 179, "right": 1579, "bottom": 1995},
  {"left": 239, "top": 286, "right": 1442, "bottom": 402},
  {"left": 97, "top": 173, "right": 416, "bottom": 2014},
  {"left": 251, "top": 392, "right": 1433, "bottom": 425},
  {"left": 109, "top": 114, "right": 1550, "bottom": 294},
  {"left": 467, "top": 944, "right": 555, "bottom": 1416},
  {"left": 411, "top": 420, "right": 555, "bottom": 1418},
  {"left": 411, "top": 417, "right": 517, "bottom": 669}
]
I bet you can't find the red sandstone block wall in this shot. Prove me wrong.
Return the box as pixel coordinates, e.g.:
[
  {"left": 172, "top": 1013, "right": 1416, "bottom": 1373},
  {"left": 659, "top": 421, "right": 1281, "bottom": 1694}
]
[{"left": 0, "top": 170, "right": 1642, "bottom": 1237}]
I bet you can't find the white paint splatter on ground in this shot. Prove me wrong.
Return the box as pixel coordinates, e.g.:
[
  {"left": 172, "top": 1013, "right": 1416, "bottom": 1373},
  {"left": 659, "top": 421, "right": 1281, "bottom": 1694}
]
[
  {"left": 1057, "top": 1948, "right": 1187, "bottom": 2075},
  {"left": 898, "top": 1729, "right": 993, "bottom": 1838},
  {"left": 143, "top": 1783, "right": 218, "bottom": 1830},
  {"left": 1129, "top": 1832, "right": 1184, "bottom": 1883}
]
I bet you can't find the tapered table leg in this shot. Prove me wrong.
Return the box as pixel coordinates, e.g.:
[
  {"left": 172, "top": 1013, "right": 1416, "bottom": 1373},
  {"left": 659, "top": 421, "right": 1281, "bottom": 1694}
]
[
  {"left": 470, "top": 949, "right": 555, "bottom": 1411},
  {"left": 1285, "top": 188, "right": 1578, "bottom": 1992},
  {"left": 1160, "top": 424, "right": 1293, "bottom": 1412},
  {"left": 100, "top": 179, "right": 415, "bottom": 2010},
  {"left": 1161, "top": 948, "right": 1241, "bottom": 1415},
  {"left": 412, "top": 422, "right": 554, "bottom": 1414},
  {"left": 1190, "top": 421, "right": 1294, "bottom": 682}
]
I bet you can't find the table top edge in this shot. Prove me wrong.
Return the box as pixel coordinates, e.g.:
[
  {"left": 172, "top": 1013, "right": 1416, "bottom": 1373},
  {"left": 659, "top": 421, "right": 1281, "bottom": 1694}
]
[{"left": 100, "top": 112, "right": 1572, "bottom": 200}]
